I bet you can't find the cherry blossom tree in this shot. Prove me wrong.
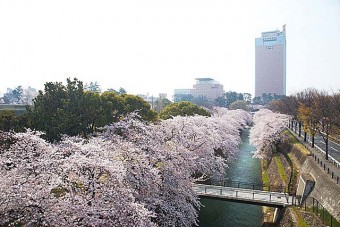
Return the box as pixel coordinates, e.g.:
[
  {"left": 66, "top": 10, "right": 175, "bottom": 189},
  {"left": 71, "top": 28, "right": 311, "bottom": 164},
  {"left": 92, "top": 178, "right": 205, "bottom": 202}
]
[
  {"left": 0, "top": 107, "right": 252, "bottom": 226},
  {"left": 103, "top": 115, "right": 206, "bottom": 226},
  {"left": 249, "top": 109, "right": 289, "bottom": 159},
  {"left": 19, "top": 87, "right": 38, "bottom": 105},
  {"left": 0, "top": 131, "right": 155, "bottom": 226},
  {"left": 103, "top": 110, "right": 251, "bottom": 226},
  {"left": 213, "top": 108, "right": 253, "bottom": 130}
]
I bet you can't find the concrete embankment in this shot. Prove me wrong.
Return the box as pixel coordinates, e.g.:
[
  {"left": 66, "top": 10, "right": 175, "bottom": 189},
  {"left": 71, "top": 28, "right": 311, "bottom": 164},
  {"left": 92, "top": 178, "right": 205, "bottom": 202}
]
[
  {"left": 263, "top": 129, "right": 340, "bottom": 225},
  {"left": 301, "top": 157, "right": 340, "bottom": 221},
  {"left": 286, "top": 128, "right": 340, "bottom": 222}
]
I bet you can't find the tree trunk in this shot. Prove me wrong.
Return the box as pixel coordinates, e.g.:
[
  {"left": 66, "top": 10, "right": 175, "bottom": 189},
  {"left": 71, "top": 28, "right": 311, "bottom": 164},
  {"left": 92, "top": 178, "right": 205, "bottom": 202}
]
[
  {"left": 312, "top": 136, "right": 315, "bottom": 148},
  {"left": 325, "top": 137, "right": 329, "bottom": 160},
  {"left": 298, "top": 122, "right": 301, "bottom": 137}
]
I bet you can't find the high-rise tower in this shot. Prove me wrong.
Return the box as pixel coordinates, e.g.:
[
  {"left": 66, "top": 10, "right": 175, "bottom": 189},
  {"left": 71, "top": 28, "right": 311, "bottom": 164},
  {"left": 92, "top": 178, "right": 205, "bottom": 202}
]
[{"left": 255, "top": 25, "right": 286, "bottom": 97}]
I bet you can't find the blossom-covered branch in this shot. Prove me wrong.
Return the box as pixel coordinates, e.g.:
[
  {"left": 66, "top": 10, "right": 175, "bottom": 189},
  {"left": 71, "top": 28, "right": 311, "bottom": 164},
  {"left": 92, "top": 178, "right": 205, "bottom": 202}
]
[{"left": 250, "top": 109, "right": 289, "bottom": 159}]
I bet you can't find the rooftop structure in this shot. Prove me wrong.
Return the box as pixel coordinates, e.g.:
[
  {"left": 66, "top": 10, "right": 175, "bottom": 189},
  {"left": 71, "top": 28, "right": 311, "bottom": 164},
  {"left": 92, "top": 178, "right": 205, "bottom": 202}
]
[{"left": 174, "top": 78, "right": 224, "bottom": 102}]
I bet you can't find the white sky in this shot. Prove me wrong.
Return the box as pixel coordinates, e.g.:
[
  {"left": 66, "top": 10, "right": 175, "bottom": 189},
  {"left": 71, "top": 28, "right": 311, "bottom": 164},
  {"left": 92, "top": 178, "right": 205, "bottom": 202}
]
[{"left": 0, "top": 0, "right": 339, "bottom": 99}]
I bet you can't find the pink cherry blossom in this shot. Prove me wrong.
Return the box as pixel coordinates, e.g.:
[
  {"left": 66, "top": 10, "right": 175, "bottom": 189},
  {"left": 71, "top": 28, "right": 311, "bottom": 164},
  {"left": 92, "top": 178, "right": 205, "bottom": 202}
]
[
  {"left": 250, "top": 109, "right": 289, "bottom": 159},
  {"left": 0, "top": 108, "right": 252, "bottom": 226}
]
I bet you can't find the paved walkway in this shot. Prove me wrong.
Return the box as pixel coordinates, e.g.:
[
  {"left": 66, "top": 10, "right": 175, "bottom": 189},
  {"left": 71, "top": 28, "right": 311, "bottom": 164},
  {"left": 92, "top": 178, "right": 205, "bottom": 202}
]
[{"left": 287, "top": 128, "right": 340, "bottom": 185}]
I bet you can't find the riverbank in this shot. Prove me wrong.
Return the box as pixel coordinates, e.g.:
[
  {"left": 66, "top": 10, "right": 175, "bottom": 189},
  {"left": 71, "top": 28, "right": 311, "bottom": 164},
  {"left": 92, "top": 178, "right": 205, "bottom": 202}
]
[
  {"left": 261, "top": 150, "right": 291, "bottom": 225},
  {"left": 261, "top": 129, "right": 338, "bottom": 226}
]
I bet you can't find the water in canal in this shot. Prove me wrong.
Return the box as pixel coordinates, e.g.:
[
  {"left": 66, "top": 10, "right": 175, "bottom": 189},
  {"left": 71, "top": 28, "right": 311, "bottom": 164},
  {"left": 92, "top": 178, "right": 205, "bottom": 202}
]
[{"left": 198, "top": 128, "right": 263, "bottom": 227}]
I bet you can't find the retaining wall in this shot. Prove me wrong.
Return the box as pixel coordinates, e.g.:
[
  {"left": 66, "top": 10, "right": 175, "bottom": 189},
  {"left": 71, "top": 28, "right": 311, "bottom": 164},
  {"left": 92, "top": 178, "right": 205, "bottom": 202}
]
[{"left": 301, "top": 157, "right": 340, "bottom": 221}]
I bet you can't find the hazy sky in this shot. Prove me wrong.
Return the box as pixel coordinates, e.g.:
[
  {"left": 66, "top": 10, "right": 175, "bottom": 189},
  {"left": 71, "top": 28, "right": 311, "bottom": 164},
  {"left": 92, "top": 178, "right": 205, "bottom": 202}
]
[{"left": 0, "top": 0, "right": 339, "bottom": 98}]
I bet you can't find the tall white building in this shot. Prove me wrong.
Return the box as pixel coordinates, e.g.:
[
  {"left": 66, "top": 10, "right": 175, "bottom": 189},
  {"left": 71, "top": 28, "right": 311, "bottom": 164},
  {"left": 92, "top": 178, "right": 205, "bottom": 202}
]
[{"left": 255, "top": 25, "right": 286, "bottom": 97}]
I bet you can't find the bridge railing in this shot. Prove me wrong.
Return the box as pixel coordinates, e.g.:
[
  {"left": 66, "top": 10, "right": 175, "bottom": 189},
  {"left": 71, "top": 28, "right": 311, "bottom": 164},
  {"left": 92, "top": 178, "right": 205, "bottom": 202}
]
[
  {"left": 193, "top": 184, "right": 293, "bottom": 205},
  {"left": 197, "top": 180, "right": 287, "bottom": 193}
]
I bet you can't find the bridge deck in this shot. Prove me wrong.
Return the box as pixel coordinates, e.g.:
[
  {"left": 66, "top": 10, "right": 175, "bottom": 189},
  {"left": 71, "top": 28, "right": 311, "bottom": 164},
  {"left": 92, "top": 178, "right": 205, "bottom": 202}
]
[{"left": 193, "top": 184, "right": 295, "bottom": 207}]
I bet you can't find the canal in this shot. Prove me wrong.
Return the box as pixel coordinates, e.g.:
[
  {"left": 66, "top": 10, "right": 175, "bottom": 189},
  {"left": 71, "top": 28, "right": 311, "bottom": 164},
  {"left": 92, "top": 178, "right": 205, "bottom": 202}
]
[{"left": 198, "top": 128, "right": 263, "bottom": 227}]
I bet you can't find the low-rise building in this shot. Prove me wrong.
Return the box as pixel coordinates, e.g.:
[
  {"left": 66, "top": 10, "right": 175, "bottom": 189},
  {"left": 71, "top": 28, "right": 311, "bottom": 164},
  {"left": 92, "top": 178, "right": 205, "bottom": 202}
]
[{"left": 174, "top": 78, "right": 224, "bottom": 102}]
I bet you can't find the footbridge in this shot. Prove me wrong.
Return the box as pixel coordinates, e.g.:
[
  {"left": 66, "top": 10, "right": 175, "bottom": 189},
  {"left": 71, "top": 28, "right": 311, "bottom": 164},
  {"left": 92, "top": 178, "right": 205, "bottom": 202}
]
[{"left": 193, "top": 181, "right": 297, "bottom": 208}]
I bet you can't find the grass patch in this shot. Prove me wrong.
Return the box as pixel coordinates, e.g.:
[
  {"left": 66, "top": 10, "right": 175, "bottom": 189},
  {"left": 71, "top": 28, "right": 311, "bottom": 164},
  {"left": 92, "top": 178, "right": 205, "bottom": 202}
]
[
  {"left": 304, "top": 207, "right": 340, "bottom": 227},
  {"left": 284, "top": 129, "right": 299, "bottom": 144},
  {"left": 274, "top": 155, "right": 288, "bottom": 184},
  {"left": 292, "top": 208, "right": 308, "bottom": 227},
  {"left": 51, "top": 186, "right": 69, "bottom": 198},
  {"left": 261, "top": 160, "right": 270, "bottom": 191},
  {"left": 0, "top": 104, "right": 28, "bottom": 110},
  {"left": 293, "top": 144, "right": 310, "bottom": 155},
  {"left": 293, "top": 144, "right": 311, "bottom": 156},
  {"left": 287, "top": 153, "right": 298, "bottom": 190},
  {"left": 0, "top": 104, "right": 28, "bottom": 115},
  {"left": 284, "top": 129, "right": 310, "bottom": 155}
]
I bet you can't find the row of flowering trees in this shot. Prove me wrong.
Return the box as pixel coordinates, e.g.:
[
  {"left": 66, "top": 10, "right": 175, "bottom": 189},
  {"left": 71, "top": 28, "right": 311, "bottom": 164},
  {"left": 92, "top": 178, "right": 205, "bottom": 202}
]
[
  {"left": 250, "top": 109, "right": 289, "bottom": 159},
  {"left": 269, "top": 89, "right": 340, "bottom": 160},
  {"left": 0, "top": 108, "right": 251, "bottom": 226}
]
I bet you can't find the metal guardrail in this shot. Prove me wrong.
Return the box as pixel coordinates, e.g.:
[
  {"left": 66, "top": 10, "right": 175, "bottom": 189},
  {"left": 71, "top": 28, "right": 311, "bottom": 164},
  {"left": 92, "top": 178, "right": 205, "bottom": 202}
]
[
  {"left": 200, "top": 180, "right": 287, "bottom": 193},
  {"left": 287, "top": 127, "right": 340, "bottom": 184},
  {"left": 193, "top": 184, "right": 293, "bottom": 206},
  {"left": 301, "top": 197, "right": 340, "bottom": 227},
  {"left": 195, "top": 183, "right": 340, "bottom": 226},
  {"left": 288, "top": 122, "right": 340, "bottom": 168},
  {"left": 313, "top": 143, "right": 340, "bottom": 168}
]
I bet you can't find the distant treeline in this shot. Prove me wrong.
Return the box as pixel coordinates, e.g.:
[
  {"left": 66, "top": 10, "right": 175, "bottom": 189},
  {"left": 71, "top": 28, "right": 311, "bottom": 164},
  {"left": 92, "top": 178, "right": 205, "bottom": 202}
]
[
  {"left": 0, "top": 78, "right": 211, "bottom": 142},
  {"left": 0, "top": 104, "right": 28, "bottom": 115}
]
